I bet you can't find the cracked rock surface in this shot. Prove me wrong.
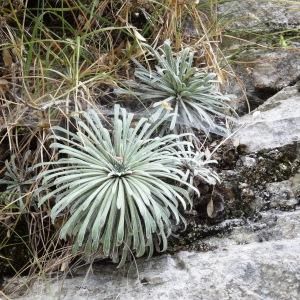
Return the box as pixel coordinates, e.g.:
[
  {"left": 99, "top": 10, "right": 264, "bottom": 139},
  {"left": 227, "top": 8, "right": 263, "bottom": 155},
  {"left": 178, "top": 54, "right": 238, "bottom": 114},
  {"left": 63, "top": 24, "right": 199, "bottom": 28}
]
[
  {"left": 16, "top": 209, "right": 300, "bottom": 300},
  {"left": 233, "top": 84, "right": 300, "bottom": 153},
  {"left": 218, "top": 0, "right": 300, "bottom": 31}
]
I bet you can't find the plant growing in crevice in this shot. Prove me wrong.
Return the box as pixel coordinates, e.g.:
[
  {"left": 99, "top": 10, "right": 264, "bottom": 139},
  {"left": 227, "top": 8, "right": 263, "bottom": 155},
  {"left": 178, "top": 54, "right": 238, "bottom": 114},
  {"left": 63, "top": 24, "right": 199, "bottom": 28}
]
[
  {"left": 179, "top": 145, "right": 220, "bottom": 190},
  {"left": 37, "top": 105, "right": 199, "bottom": 266},
  {"left": 119, "top": 40, "right": 235, "bottom": 135},
  {"left": 0, "top": 151, "right": 36, "bottom": 210}
]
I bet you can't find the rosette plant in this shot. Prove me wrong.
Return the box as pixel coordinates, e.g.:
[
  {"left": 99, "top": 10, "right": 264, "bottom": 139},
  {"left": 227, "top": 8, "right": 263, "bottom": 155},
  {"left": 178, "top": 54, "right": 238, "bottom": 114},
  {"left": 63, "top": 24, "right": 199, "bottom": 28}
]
[
  {"left": 0, "top": 151, "right": 36, "bottom": 209},
  {"left": 120, "top": 40, "right": 235, "bottom": 135},
  {"left": 179, "top": 145, "right": 220, "bottom": 188},
  {"left": 37, "top": 105, "right": 198, "bottom": 266}
]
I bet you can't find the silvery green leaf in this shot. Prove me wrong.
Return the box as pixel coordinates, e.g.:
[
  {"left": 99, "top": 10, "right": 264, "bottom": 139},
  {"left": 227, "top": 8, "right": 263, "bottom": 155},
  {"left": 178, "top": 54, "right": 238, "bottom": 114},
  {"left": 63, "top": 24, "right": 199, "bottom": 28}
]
[
  {"left": 36, "top": 105, "right": 197, "bottom": 267},
  {"left": 119, "top": 40, "right": 236, "bottom": 134}
]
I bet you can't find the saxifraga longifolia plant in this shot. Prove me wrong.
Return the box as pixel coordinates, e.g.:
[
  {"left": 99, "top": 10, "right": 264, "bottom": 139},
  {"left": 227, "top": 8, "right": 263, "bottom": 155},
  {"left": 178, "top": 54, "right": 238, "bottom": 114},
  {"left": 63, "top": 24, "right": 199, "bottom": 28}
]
[
  {"left": 36, "top": 105, "right": 213, "bottom": 266},
  {"left": 0, "top": 151, "right": 36, "bottom": 210},
  {"left": 118, "top": 40, "right": 235, "bottom": 135}
]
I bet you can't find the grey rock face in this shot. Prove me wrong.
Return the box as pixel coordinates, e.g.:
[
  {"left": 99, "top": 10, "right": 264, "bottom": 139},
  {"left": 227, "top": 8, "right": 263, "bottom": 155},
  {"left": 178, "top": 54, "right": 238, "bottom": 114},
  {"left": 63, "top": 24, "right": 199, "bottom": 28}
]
[
  {"left": 216, "top": 209, "right": 300, "bottom": 245},
  {"left": 227, "top": 48, "right": 300, "bottom": 112},
  {"left": 217, "top": 0, "right": 300, "bottom": 112},
  {"left": 266, "top": 181, "right": 299, "bottom": 210},
  {"left": 250, "top": 50, "right": 300, "bottom": 91},
  {"left": 232, "top": 84, "right": 300, "bottom": 152},
  {"left": 218, "top": 0, "right": 300, "bottom": 31},
  {"left": 178, "top": 208, "right": 300, "bottom": 250},
  {"left": 11, "top": 94, "right": 300, "bottom": 300},
  {"left": 16, "top": 210, "right": 300, "bottom": 300},
  {"left": 291, "top": 171, "right": 300, "bottom": 198},
  {"left": 237, "top": 49, "right": 300, "bottom": 92},
  {"left": 211, "top": 144, "right": 300, "bottom": 222}
]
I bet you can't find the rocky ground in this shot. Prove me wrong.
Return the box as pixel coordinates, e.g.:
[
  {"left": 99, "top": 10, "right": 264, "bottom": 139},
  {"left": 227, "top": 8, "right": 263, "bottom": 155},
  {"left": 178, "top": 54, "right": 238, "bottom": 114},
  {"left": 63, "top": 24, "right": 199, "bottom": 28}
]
[
  {"left": 4, "top": 1, "right": 300, "bottom": 299},
  {"left": 12, "top": 80, "right": 300, "bottom": 299},
  {"left": 14, "top": 209, "right": 300, "bottom": 300},
  {"left": 11, "top": 74, "right": 300, "bottom": 300}
]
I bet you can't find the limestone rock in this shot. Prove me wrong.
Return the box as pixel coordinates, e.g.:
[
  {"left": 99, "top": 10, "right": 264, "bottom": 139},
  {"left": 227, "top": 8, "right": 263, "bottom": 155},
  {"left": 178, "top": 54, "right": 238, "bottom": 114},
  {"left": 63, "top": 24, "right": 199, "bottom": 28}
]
[
  {"left": 184, "top": 209, "right": 300, "bottom": 252},
  {"left": 16, "top": 210, "right": 300, "bottom": 300},
  {"left": 232, "top": 84, "right": 300, "bottom": 152},
  {"left": 229, "top": 49, "right": 300, "bottom": 111},
  {"left": 216, "top": 0, "right": 300, "bottom": 112},
  {"left": 218, "top": 0, "right": 300, "bottom": 31},
  {"left": 266, "top": 181, "right": 299, "bottom": 210},
  {"left": 290, "top": 171, "right": 300, "bottom": 199}
]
